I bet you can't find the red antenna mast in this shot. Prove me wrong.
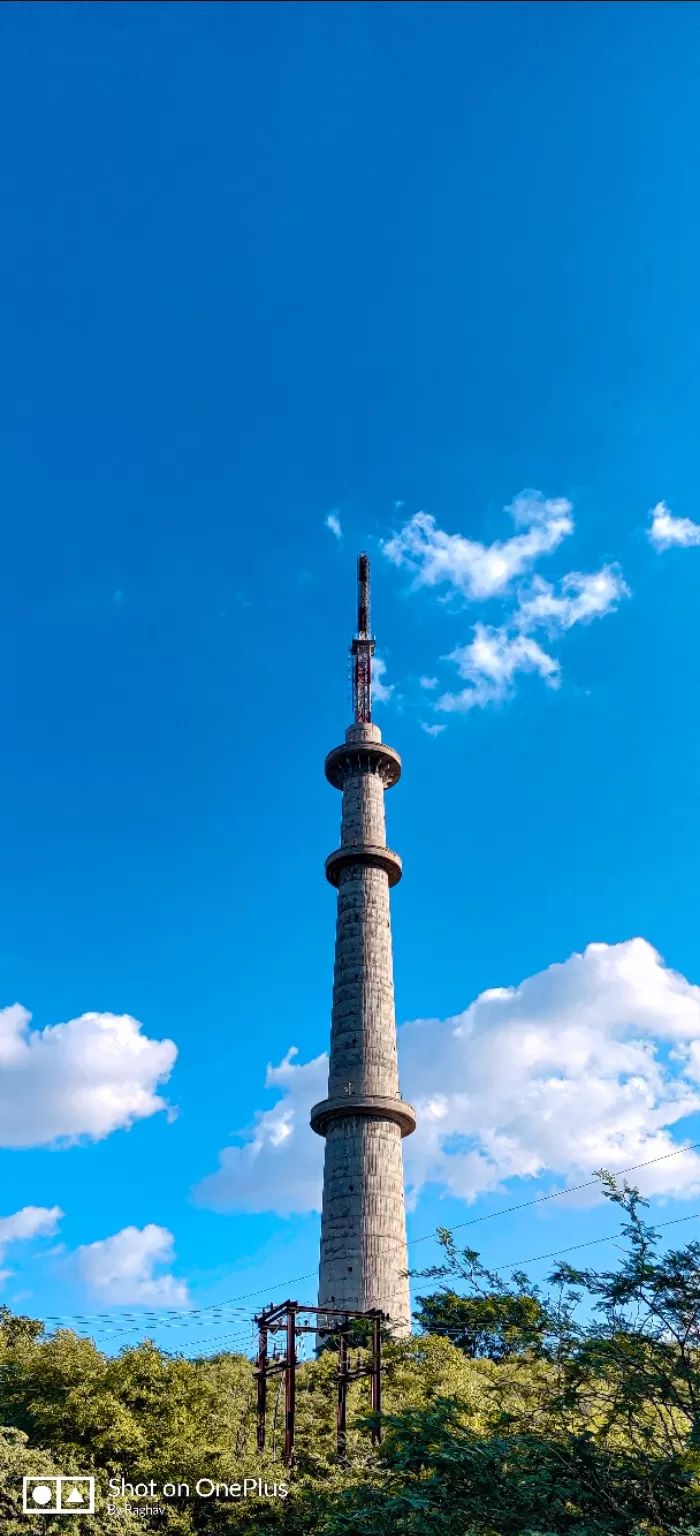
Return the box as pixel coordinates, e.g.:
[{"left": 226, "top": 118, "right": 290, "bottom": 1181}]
[{"left": 351, "top": 553, "right": 375, "bottom": 724}]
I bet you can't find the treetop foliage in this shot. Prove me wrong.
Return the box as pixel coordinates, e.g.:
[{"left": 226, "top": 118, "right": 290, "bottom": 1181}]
[{"left": 2, "top": 1175, "right": 700, "bottom": 1532}]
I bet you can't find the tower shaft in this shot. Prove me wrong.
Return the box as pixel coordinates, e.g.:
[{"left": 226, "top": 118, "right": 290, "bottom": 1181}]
[{"left": 311, "top": 558, "right": 415, "bottom": 1336}]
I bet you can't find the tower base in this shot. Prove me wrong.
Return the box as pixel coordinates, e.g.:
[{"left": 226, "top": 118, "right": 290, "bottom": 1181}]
[{"left": 317, "top": 1114, "right": 412, "bottom": 1337}]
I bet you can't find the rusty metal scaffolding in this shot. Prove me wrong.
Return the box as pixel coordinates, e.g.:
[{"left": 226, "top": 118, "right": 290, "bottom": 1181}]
[{"left": 254, "top": 1300, "right": 385, "bottom": 1466}]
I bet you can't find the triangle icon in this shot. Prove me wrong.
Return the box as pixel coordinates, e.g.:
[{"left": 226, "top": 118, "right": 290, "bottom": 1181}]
[{"left": 66, "top": 1488, "right": 84, "bottom": 1503}]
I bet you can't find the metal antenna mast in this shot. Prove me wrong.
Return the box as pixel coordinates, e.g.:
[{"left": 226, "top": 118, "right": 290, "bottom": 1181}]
[{"left": 351, "top": 553, "right": 375, "bottom": 724}]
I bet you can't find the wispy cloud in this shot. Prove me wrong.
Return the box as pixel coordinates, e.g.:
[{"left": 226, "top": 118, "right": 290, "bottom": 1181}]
[
  {"left": 383, "top": 492, "right": 628, "bottom": 717},
  {"left": 421, "top": 721, "right": 446, "bottom": 737},
  {"left": 383, "top": 492, "right": 573, "bottom": 602},
  {"left": 325, "top": 510, "right": 342, "bottom": 540},
  {"left": 438, "top": 627, "right": 560, "bottom": 713},
  {"left": 648, "top": 500, "right": 700, "bottom": 552},
  {"left": 513, "top": 566, "right": 629, "bottom": 635},
  {"left": 372, "top": 656, "right": 394, "bottom": 704}
]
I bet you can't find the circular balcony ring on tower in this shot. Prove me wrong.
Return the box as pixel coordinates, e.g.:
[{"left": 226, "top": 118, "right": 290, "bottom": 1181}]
[
  {"left": 310, "top": 1093, "right": 417, "bottom": 1138},
  {"left": 325, "top": 740, "right": 402, "bottom": 790},
  {"left": 325, "top": 844, "right": 402, "bottom": 887}
]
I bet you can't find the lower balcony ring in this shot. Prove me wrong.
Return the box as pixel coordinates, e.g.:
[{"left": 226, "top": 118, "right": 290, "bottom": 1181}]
[{"left": 325, "top": 845, "right": 403, "bottom": 887}]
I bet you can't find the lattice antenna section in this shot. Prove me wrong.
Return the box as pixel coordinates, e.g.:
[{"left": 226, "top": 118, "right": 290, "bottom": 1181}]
[{"left": 351, "top": 552, "right": 375, "bottom": 724}]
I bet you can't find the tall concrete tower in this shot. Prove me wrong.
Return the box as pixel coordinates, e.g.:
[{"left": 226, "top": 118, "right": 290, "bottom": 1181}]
[{"left": 310, "top": 554, "right": 415, "bottom": 1336}]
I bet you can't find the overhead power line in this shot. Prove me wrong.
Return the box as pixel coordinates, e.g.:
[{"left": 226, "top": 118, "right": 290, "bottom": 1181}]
[
  {"left": 33, "top": 1138, "right": 700, "bottom": 1337},
  {"left": 408, "top": 1137, "right": 700, "bottom": 1246},
  {"left": 485, "top": 1206, "right": 700, "bottom": 1277}
]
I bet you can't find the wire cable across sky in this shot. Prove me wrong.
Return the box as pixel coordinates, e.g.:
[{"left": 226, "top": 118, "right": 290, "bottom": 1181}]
[{"left": 33, "top": 1136, "right": 700, "bottom": 1346}]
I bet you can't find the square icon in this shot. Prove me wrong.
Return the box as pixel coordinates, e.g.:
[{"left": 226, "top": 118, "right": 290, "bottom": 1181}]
[{"left": 23, "top": 1476, "right": 95, "bottom": 1515}]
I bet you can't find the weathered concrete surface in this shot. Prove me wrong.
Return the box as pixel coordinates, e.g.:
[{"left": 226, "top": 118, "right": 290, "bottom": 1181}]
[{"left": 313, "top": 721, "right": 415, "bottom": 1336}]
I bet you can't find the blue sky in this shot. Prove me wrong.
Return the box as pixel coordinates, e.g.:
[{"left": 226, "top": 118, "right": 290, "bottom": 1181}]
[{"left": 3, "top": 0, "right": 700, "bottom": 1352}]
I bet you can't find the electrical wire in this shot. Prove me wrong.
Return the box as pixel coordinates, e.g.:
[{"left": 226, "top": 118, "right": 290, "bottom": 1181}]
[
  {"left": 408, "top": 1137, "right": 700, "bottom": 1247},
  {"left": 484, "top": 1205, "right": 700, "bottom": 1277},
  {"left": 31, "top": 1139, "right": 700, "bottom": 1348}
]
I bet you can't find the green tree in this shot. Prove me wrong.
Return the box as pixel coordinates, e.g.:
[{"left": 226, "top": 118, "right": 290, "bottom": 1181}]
[
  {"left": 5, "top": 1178, "right": 700, "bottom": 1535},
  {"left": 0, "top": 1423, "right": 143, "bottom": 1534},
  {"left": 316, "top": 1175, "right": 700, "bottom": 1534},
  {"left": 313, "top": 1395, "right": 700, "bottom": 1535},
  {"left": 544, "top": 1174, "right": 700, "bottom": 1464},
  {"left": 413, "top": 1230, "right": 550, "bottom": 1360}
]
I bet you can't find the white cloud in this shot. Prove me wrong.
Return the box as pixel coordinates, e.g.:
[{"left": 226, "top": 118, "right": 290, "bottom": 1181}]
[
  {"left": 194, "top": 1048, "right": 328, "bottom": 1215},
  {"left": 438, "top": 625, "right": 560, "bottom": 713},
  {"left": 648, "top": 500, "right": 700, "bottom": 551},
  {"left": 372, "top": 656, "right": 394, "bottom": 704},
  {"left": 514, "top": 566, "right": 629, "bottom": 634},
  {"left": 421, "top": 722, "right": 446, "bottom": 737},
  {"left": 383, "top": 492, "right": 573, "bottom": 602},
  {"left": 0, "top": 1207, "right": 63, "bottom": 1285},
  {"left": 0, "top": 1005, "right": 177, "bottom": 1147},
  {"left": 325, "top": 511, "right": 342, "bottom": 540},
  {"left": 76, "top": 1224, "right": 188, "bottom": 1306},
  {"left": 431, "top": 565, "right": 629, "bottom": 713},
  {"left": 401, "top": 938, "right": 700, "bottom": 1207},
  {"left": 383, "top": 491, "right": 628, "bottom": 717},
  {"left": 202, "top": 940, "right": 700, "bottom": 1217},
  {"left": 434, "top": 567, "right": 629, "bottom": 713}
]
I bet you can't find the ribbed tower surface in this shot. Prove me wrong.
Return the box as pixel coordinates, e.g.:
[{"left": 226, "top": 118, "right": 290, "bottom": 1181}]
[{"left": 311, "top": 719, "right": 415, "bottom": 1336}]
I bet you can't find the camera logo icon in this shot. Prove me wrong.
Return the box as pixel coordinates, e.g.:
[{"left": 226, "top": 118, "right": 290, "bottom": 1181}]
[{"left": 22, "top": 1476, "right": 95, "bottom": 1515}]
